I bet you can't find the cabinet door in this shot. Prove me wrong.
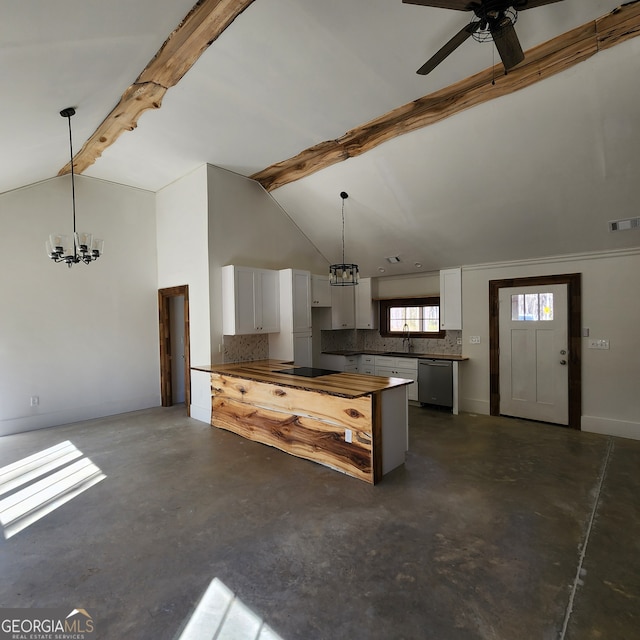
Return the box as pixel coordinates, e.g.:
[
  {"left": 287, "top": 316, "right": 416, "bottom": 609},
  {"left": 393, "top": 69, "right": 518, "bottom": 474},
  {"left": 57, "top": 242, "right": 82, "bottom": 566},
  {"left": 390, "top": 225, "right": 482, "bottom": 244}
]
[
  {"left": 440, "top": 268, "right": 462, "bottom": 330},
  {"left": 235, "top": 266, "right": 259, "bottom": 334},
  {"left": 395, "top": 368, "right": 418, "bottom": 401},
  {"left": 223, "top": 265, "right": 279, "bottom": 335},
  {"left": 292, "top": 270, "right": 312, "bottom": 332},
  {"left": 331, "top": 286, "right": 355, "bottom": 329},
  {"left": 358, "top": 354, "right": 375, "bottom": 375},
  {"left": 257, "top": 269, "right": 280, "bottom": 333},
  {"left": 355, "top": 278, "right": 378, "bottom": 329},
  {"left": 293, "top": 332, "right": 313, "bottom": 367},
  {"left": 311, "top": 274, "right": 331, "bottom": 307}
]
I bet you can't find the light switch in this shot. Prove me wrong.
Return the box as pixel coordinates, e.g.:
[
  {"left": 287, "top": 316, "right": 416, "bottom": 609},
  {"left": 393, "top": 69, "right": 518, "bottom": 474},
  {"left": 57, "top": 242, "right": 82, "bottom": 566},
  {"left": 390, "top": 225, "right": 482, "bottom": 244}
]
[
  {"left": 588, "top": 339, "right": 609, "bottom": 350},
  {"left": 345, "top": 429, "right": 353, "bottom": 443},
  {"left": 470, "top": 336, "right": 481, "bottom": 344}
]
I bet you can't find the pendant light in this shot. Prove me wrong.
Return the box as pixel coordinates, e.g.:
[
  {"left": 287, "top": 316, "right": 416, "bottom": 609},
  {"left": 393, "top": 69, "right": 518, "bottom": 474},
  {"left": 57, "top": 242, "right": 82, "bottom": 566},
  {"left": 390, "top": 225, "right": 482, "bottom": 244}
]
[
  {"left": 46, "top": 107, "right": 103, "bottom": 267},
  {"left": 329, "top": 191, "right": 359, "bottom": 286}
]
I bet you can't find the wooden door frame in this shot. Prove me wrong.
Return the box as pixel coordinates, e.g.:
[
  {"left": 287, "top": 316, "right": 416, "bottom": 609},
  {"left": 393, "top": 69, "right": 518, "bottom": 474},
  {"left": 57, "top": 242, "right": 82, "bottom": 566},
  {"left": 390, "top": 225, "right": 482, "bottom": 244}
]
[
  {"left": 158, "top": 285, "right": 191, "bottom": 414},
  {"left": 489, "top": 273, "right": 582, "bottom": 429}
]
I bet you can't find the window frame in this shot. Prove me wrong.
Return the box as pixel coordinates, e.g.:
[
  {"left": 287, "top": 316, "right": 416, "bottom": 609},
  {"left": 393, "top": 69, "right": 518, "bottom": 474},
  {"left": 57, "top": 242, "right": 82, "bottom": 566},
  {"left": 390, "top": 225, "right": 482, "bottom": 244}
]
[{"left": 378, "top": 296, "right": 446, "bottom": 339}]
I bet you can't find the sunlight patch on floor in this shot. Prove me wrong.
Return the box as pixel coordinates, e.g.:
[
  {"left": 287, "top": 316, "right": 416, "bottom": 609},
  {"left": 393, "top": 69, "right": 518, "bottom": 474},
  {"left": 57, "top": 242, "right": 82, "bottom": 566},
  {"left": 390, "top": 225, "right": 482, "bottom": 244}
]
[
  {"left": 0, "top": 440, "right": 106, "bottom": 539},
  {"left": 177, "top": 577, "right": 283, "bottom": 640}
]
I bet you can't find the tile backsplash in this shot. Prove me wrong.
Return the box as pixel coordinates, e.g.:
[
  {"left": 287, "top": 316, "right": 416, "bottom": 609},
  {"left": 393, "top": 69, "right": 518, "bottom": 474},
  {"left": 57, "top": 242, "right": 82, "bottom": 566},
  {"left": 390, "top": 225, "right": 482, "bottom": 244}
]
[
  {"left": 223, "top": 334, "right": 269, "bottom": 362},
  {"left": 321, "top": 329, "right": 462, "bottom": 355},
  {"left": 223, "top": 328, "right": 461, "bottom": 363}
]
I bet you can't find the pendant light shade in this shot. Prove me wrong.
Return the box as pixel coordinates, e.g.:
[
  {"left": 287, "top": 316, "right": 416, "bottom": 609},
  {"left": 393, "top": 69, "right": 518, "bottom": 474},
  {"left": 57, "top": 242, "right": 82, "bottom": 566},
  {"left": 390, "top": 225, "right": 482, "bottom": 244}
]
[
  {"left": 329, "top": 191, "right": 359, "bottom": 286},
  {"left": 47, "top": 107, "right": 103, "bottom": 267}
]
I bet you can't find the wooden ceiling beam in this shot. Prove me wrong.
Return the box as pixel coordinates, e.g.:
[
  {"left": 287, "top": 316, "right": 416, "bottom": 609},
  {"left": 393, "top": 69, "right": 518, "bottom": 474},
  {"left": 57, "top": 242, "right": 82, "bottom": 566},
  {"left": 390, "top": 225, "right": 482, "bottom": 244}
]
[
  {"left": 251, "top": 1, "right": 640, "bottom": 192},
  {"left": 59, "top": 0, "right": 255, "bottom": 177}
]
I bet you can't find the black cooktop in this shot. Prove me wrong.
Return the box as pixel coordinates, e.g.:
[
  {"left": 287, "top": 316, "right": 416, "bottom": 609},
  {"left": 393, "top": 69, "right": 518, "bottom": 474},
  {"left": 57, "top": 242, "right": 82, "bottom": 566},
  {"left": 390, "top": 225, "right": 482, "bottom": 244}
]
[{"left": 276, "top": 367, "right": 340, "bottom": 378}]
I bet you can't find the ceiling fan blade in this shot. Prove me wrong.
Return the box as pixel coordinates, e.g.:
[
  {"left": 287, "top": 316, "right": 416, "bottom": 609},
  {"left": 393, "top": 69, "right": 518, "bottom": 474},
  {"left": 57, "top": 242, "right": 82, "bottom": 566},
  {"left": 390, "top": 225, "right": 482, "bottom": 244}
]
[
  {"left": 417, "top": 21, "right": 481, "bottom": 75},
  {"left": 402, "top": 0, "right": 476, "bottom": 11},
  {"left": 513, "top": 0, "right": 564, "bottom": 10},
  {"left": 491, "top": 18, "right": 524, "bottom": 71}
]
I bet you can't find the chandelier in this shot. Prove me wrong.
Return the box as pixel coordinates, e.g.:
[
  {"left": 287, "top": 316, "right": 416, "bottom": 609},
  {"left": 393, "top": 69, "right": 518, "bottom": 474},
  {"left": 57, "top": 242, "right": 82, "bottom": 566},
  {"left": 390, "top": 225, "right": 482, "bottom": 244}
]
[
  {"left": 46, "top": 107, "right": 103, "bottom": 267},
  {"left": 329, "top": 191, "right": 359, "bottom": 286}
]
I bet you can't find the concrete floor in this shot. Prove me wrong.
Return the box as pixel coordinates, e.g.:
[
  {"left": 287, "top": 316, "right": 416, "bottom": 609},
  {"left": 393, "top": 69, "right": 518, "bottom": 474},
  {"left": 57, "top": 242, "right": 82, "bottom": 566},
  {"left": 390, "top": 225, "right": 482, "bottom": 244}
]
[{"left": 0, "top": 405, "right": 638, "bottom": 640}]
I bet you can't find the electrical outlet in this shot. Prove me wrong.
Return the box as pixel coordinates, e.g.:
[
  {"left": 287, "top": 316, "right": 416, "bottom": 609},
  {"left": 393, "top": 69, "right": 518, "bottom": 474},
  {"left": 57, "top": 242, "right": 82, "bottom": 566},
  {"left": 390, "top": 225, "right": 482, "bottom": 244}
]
[
  {"left": 345, "top": 429, "right": 353, "bottom": 444},
  {"left": 588, "top": 339, "right": 609, "bottom": 350},
  {"left": 456, "top": 337, "right": 462, "bottom": 345},
  {"left": 470, "top": 336, "right": 481, "bottom": 344},
  {"left": 30, "top": 396, "right": 39, "bottom": 407}
]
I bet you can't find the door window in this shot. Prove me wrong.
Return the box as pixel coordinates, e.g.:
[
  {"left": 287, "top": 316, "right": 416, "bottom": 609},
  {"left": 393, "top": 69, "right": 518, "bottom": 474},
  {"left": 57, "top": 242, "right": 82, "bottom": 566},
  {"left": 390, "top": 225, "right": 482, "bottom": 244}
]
[{"left": 511, "top": 293, "right": 554, "bottom": 322}]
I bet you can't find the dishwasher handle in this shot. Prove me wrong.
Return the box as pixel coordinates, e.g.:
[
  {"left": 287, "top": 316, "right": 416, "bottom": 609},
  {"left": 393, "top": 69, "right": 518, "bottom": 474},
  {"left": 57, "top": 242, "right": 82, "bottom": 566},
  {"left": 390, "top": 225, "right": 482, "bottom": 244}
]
[{"left": 419, "top": 359, "right": 452, "bottom": 367}]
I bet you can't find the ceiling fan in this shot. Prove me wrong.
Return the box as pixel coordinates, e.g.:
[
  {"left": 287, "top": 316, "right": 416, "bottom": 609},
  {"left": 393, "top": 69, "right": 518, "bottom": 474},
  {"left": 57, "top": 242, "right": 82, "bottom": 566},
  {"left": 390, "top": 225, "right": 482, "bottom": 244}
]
[{"left": 403, "top": 0, "right": 564, "bottom": 75}]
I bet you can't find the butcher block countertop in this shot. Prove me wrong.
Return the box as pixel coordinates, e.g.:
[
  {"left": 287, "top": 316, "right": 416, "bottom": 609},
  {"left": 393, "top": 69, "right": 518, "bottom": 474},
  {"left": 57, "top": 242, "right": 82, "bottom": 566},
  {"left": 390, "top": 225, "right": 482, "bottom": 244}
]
[{"left": 192, "top": 360, "right": 413, "bottom": 399}]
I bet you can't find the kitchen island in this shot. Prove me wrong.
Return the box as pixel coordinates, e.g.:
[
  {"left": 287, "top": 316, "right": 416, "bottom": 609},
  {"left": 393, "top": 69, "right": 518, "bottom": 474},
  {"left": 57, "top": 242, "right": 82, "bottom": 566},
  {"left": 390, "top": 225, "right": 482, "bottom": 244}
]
[{"left": 191, "top": 360, "right": 413, "bottom": 484}]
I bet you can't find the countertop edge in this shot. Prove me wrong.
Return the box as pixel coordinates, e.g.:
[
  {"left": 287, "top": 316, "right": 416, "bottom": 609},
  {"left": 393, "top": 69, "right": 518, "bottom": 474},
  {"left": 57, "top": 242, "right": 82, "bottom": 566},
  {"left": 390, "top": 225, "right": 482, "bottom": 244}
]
[
  {"left": 191, "top": 360, "right": 414, "bottom": 398},
  {"left": 322, "top": 350, "right": 469, "bottom": 361}
]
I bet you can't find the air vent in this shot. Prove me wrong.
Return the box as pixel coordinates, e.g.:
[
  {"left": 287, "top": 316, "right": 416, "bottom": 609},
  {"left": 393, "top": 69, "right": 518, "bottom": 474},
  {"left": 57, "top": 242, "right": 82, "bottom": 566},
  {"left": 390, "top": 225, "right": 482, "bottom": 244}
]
[
  {"left": 385, "top": 256, "right": 401, "bottom": 263},
  {"left": 609, "top": 217, "right": 640, "bottom": 232}
]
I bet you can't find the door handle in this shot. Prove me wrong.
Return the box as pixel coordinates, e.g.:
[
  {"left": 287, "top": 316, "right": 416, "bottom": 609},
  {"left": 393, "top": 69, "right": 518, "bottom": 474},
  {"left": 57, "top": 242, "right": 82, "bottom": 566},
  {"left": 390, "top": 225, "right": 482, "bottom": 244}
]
[{"left": 560, "top": 360, "right": 567, "bottom": 365}]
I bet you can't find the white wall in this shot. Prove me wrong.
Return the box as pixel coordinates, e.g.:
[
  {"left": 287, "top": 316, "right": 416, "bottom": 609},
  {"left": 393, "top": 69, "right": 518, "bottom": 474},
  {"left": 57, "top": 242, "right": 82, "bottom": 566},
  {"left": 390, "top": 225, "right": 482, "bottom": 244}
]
[
  {"left": 0, "top": 176, "right": 160, "bottom": 435},
  {"left": 206, "top": 165, "right": 328, "bottom": 363},
  {"left": 156, "top": 165, "right": 211, "bottom": 367},
  {"left": 460, "top": 249, "right": 640, "bottom": 440},
  {"left": 376, "top": 271, "right": 440, "bottom": 298}
]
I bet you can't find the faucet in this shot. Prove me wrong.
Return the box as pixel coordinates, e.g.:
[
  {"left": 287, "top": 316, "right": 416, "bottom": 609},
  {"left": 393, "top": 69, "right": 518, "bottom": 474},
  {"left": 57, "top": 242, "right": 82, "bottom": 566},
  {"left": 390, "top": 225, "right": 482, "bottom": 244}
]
[{"left": 402, "top": 324, "right": 412, "bottom": 353}]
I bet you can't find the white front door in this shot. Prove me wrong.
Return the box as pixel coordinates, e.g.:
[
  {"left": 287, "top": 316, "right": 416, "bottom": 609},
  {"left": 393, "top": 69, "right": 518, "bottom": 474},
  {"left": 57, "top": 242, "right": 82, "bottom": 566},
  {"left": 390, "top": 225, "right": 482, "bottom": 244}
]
[{"left": 499, "top": 284, "right": 568, "bottom": 425}]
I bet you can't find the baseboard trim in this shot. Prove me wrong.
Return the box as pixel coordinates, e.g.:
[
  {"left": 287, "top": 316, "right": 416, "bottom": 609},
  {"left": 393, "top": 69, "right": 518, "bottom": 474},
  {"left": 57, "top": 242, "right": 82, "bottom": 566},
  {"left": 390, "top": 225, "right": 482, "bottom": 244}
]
[
  {"left": 0, "top": 396, "right": 161, "bottom": 437},
  {"left": 582, "top": 415, "right": 640, "bottom": 441},
  {"left": 459, "top": 398, "right": 490, "bottom": 415}
]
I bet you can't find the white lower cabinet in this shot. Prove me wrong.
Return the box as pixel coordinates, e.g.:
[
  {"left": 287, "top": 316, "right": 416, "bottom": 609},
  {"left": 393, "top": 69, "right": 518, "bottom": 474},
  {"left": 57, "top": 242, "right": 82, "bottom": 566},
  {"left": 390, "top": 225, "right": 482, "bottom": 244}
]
[
  {"left": 344, "top": 355, "right": 359, "bottom": 372},
  {"left": 316, "top": 354, "right": 357, "bottom": 372},
  {"left": 375, "top": 356, "right": 418, "bottom": 401},
  {"left": 293, "top": 332, "right": 313, "bottom": 367},
  {"left": 358, "top": 354, "right": 375, "bottom": 375}
]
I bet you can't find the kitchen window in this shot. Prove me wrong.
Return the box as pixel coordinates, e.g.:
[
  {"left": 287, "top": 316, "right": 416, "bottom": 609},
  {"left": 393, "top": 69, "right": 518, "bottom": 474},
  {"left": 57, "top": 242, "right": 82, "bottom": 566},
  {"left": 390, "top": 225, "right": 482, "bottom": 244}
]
[{"left": 379, "top": 297, "right": 445, "bottom": 338}]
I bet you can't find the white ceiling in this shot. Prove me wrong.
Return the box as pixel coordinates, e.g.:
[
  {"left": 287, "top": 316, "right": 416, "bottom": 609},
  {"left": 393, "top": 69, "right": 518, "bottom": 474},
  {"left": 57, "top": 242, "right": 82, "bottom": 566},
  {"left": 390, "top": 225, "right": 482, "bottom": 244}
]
[{"left": 2, "top": 0, "right": 638, "bottom": 276}]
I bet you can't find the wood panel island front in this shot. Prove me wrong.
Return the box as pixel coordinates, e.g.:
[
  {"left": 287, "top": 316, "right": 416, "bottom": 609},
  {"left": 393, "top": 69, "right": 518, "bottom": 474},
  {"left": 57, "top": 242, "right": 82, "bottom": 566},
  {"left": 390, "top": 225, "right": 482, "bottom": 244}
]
[{"left": 192, "top": 360, "right": 412, "bottom": 484}]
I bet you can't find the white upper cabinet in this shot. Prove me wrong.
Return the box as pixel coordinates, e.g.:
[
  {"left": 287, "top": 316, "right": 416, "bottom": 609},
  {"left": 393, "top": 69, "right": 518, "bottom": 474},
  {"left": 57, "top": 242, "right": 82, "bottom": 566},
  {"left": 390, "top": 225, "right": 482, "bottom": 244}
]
[
  {"left": 269, "top": 269, "right": 311, "bottom": 362},
  {"left": 331, "top": 285, "right": 355, "bottom": 329},
  {"left": 439, "top": 267, "right": 462, "bottom": 330},
  {"left": 355, "top": 278, "right": 378, "bottom": 330},
  {"left": 222, "top": 265, "right": 280, "bottom": 335},
  {"left": 291, "top": 270, "right": 312, "bottom": 332},
  {"left": 311, "top": 274, "right": 331, "bottom": 307}
]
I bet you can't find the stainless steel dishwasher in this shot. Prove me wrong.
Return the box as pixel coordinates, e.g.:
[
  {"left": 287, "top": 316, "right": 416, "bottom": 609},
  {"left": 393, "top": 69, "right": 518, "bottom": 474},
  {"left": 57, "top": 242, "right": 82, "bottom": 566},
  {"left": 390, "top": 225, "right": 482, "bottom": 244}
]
[{"left": 418, "top": 359, "right": 453, "bottom": 408}]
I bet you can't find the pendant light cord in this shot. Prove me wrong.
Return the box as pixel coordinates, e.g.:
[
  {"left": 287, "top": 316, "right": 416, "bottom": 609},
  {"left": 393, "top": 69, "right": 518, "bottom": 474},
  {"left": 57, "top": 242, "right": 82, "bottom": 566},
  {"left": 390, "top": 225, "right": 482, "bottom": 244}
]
[
  {"left": 65, "top": 112, "right": 77, "bottom": 244},
  {"left": 341, "top": 197, "right": 346, "bottom": 265}
]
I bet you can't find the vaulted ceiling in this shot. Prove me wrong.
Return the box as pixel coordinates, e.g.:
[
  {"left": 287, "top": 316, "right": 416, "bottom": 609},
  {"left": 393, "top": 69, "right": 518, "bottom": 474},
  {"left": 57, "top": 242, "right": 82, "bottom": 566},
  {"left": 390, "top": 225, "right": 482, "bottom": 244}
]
[{"left": 2, "top": 0, "right": 639, "bottom": 276}]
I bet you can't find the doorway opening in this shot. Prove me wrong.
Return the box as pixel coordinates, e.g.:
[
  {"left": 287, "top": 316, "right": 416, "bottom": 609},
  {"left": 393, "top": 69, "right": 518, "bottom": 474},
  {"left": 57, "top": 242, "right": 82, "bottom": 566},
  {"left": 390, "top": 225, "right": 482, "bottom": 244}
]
[
  {"left": 158, "top": 285, "right": 191, "bottom": 414},
  {"left": 489, "top": 274, "right": 581, "bottom": 429}
]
